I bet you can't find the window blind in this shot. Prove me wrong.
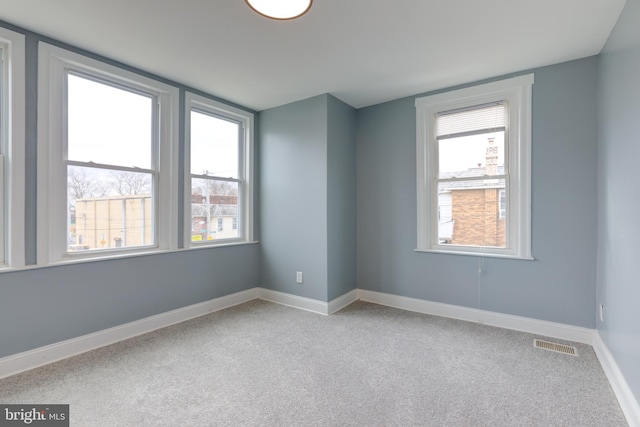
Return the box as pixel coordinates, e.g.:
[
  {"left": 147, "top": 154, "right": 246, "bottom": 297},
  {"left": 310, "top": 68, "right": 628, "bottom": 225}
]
[{"left": 437, "top": 102, "right": 505, "bottom": 139}]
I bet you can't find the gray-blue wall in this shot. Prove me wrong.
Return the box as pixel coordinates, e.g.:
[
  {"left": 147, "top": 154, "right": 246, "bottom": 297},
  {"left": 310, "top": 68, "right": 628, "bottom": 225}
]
[
  {"left": 357, "top": 57, "right": 599, "bottom": 328},
  {"left": 259, "top": 94, "right": 357, "bottom": 302},
  {"left": 597, "top": 0, "right": 640, "bottom": 404},
  {"left": 0, "top": 23, "right": 260, "bottom": 359},
  {"left": 327, "top": 96, "right": 357, "bottom": 301},
  {"left": 0, "top": 246, "right": 258, "bottom": 358},
  {"left": 259, "top": 95, "right": 329, "bottom": 301}
]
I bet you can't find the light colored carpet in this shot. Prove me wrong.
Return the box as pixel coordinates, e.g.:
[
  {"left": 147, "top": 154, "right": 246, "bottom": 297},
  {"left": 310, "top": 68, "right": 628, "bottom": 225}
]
[{"left": 0, "top": 300, "right": 628, "bottom": 426}]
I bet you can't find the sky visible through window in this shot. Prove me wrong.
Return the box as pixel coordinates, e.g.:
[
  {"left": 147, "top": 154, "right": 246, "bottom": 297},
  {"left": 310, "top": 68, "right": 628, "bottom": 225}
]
[
  {"left": 67, "top": 74, "right": 152, "bottom": 169},
  {"left": 438, "top": 131, "right": 505, "bottom": 174},
  {"left": 190, "top": 111, "right": 238, "bottom": 178},
  {"left": 68, "top": 75, "right": 239, "bottom": 178}
]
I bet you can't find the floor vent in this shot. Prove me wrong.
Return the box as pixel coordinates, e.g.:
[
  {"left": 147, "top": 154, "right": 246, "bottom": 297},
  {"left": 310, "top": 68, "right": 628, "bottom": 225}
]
[{"left": 533, "top": 339, "right": 578, "bottom": 356}]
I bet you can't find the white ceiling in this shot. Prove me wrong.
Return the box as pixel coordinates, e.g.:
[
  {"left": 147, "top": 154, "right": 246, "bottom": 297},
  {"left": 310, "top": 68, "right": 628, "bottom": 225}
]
[{"left": 0, "top": 0, "right": 626, "bottom": 111}]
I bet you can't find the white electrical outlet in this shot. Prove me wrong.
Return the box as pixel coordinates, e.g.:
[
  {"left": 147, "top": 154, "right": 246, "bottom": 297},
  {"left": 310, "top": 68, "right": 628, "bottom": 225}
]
[
  {"left": 599, "top": 304, "right": 604, "bottom": 322},
  {"left": 296, "top": 271, "right": 303, "bottom": 284}
]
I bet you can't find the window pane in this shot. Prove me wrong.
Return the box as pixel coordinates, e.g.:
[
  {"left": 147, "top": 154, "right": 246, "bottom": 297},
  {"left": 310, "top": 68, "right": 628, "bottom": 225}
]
[
  {"left": 190, "top": 178, "right": 239, "bottom": 242},
  {"left": 438, "top": 132, "right": 504, "bottom": 178},
  {"left": 68, "top": 165, "right": 154, "bottom": 251},
  {"left": 437, "top": 179, "right": 506, "bottom": 248},
  {"left": 190, "top": 111, "right": 239, "bottom": 178},
  {"left": 67, "top": 74, "right": 153, "bottom": 168}
]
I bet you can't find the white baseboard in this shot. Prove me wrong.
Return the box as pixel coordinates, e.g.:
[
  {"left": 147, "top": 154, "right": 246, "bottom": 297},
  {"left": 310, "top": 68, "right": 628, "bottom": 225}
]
[
  {"left": 0, "top": 288, "right": 259, "bottom": 380},
  {"left": 593, "top": 332, "right": 640, "bottom": 427},
  {"left": 258, "top": 288, "right": 329, "bottom": 314},
  {"left": 328, "top": 289, "right": 359, "bottom": 314},
  {"left": 357, "top": 289, "right": 595, "bottom": 344},
  {"left": 257, "top": 288, "right": 359, "bottom": 315}
]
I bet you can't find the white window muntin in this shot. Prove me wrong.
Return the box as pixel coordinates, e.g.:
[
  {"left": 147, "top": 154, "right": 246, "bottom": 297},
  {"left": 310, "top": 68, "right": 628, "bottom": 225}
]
[
  {"left": 184, "top": 92, "right": 254, "bottom": 247},
  {"left": 37, "top": 43, "right": 179, "bottom": 265},
  {"left": 0, "top": 27, "right": 25, "bottom": 269},
  {"left": 415, "top": 74, "right": 533, "bottom": 259}
]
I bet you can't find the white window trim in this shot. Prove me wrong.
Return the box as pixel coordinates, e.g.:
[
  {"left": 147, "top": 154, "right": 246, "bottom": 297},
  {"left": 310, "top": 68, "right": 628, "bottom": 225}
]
[
  {"left": 0, "top": 27, "right": 25, "bottom": 269},
  {"left": 184, "top": 92, "right": 254, "bottom": 247},
  {"left": 37, "top": 43, "right": 179, "bottom": 265},
  {"left": 415, "top": 74, "right": 534, "bottom": 260}
]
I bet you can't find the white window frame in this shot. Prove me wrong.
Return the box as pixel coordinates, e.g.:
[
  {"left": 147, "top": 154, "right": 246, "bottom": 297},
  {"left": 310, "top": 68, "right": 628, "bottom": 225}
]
[
  {"left": 415, "top": 74, "right": 533, "bottom": 259},
  {"left": 37, "top": 43, "right": 179, "bottom": 265},
  {"left": 0, "top": 27, "right": 25, "bottom": 269},
  {"left": 184, "top": 92, "right": 254, "bottom": 247}
]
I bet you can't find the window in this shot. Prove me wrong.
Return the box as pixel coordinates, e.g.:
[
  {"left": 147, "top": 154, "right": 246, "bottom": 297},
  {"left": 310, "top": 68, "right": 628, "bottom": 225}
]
[
  {"left": 38, "top": 43, "right": 179, "bottom": 264},
  {"left": 0, "top": 27, "right": 25, "bottom": 268},
  {"left": 185, "top": 92, "right": 253, "bottom": 246},
  {"left": 415, "top": 74, "right": 533, "bottom": 259}
]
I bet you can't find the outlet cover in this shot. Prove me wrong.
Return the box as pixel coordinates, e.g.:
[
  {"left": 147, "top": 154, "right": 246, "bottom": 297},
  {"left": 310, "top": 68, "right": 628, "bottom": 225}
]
[{"left": 296, "top": 271, "right": 303, "bottom": 284}]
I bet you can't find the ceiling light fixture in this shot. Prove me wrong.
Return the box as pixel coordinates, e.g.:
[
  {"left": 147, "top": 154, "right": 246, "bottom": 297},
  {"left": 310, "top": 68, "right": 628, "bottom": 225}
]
[{"left": 245, "top": 0, "right": 313, "bottom": 20}]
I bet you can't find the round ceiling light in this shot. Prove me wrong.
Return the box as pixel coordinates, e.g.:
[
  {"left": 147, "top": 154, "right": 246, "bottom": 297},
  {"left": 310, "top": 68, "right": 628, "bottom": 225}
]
[{"left": 245, "top": 0, "right": 313, "bottom": 20}]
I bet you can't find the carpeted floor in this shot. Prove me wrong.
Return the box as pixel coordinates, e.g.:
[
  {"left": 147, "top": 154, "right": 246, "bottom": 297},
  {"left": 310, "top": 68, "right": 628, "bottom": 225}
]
[{"left": 0, "top": 300, "right": 628, "bottom": 426}]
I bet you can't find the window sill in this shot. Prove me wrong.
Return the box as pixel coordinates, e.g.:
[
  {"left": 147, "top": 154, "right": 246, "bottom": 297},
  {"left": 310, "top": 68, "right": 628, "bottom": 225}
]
[
  {"left": 184, "top": 240, "right": 260, "bottom": 251},
  {"left": 414, "top": 248, "right": 534, "bottom": 261},
  {"left": 54, "top": 247, "right": 176, "bottom": 267},
  {"left": 0, "top": 241, "right": 260, "bottom": 275}
]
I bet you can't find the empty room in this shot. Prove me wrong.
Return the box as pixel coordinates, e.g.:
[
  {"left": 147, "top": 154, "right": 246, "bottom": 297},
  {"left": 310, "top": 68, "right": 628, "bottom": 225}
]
[{"left": 0, "top": 0, "right": 639, "bottom": 425}]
